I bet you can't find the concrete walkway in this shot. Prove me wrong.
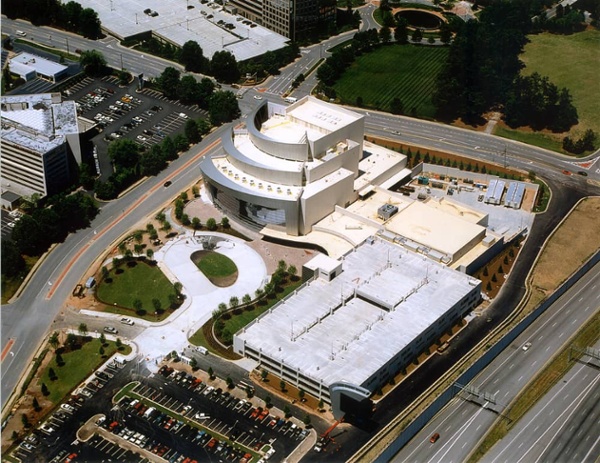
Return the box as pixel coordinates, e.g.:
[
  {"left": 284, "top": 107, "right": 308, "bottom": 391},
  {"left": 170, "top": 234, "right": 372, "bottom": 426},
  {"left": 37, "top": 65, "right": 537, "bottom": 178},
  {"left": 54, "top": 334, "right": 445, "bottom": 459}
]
[{"left": 133, "top": 231, "right": 268, "bottom": 365}]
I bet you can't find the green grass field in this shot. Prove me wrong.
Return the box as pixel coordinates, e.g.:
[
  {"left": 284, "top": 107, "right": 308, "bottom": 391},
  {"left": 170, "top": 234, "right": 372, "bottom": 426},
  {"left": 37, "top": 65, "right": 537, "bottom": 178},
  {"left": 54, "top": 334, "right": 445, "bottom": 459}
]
[
  {"left": 333, "top": 44, "right": 448, "bottom": 118},
  {"left": 520, "top": 30, "right": 600, "bottom": 136},
  {"left": 39, "top": 338, "right": 130, "bottom": 404},
  {"left": 97, "top": 262, "right": 177, "bottom": 311},
  {"left": 195, "top": 251, "right": 237, "bottom": 278}
]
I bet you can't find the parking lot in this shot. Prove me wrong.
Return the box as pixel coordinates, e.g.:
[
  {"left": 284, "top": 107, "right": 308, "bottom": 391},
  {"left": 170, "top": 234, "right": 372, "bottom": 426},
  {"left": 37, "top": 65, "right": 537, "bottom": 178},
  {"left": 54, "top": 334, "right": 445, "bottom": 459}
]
[
  {"left": 9, "top": 360, "right": 306, "bottom": 463},
  {"left": 1, "top": 209, "right": 23, "bottom": 240},
  {"left": 61, "top": 76, "right": 208, "bottom": 181}
]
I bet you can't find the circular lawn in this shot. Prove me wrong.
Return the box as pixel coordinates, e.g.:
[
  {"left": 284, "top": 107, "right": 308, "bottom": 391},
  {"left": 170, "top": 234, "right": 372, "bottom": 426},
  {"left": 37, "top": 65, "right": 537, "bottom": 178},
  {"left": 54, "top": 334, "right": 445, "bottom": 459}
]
[{"left": 191, "top": 250, "right": 238, "bottom": 287}]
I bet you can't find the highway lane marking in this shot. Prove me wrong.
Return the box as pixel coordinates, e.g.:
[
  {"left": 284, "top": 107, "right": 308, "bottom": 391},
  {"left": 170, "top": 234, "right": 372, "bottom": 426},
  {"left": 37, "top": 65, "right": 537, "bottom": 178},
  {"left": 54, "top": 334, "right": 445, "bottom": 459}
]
[
  {"left": 429, "top": 407, "right": 487, "bottom": 463},
  {"left": 473, "top": 273, "right": 600, "bottom": 390},
  {"left": 501, "top": 372, "right": 600, "bottom": 463},
  {"left": 1, "top": 338, "right": 15, "bottom": 362},
  {"left": 45, "top": 139, "right": 220, "bottom": 300}
]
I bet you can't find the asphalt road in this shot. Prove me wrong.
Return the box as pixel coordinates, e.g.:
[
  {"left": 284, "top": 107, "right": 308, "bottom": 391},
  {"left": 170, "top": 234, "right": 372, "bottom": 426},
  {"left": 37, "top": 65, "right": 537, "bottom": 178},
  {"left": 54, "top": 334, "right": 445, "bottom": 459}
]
[
  {"left": 1, "top": 18, "right": 181, "bottom": 80},
  {"left": 481, "top": 341, "right": 600, "bottom": 463},
  {"left": 390, "top": 263, "right": 600, "bottom": 463},
  {"left": 0, "top": 125, "right": 229, "bottom": 410}
]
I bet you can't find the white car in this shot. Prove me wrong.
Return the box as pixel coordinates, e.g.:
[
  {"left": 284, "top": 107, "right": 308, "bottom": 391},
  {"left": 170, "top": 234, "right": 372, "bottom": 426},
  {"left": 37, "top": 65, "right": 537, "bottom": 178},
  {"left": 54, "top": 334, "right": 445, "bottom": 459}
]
[
  {"left": 253, "top": 95, "right": 263, "bottom": 100},
  {"left": 61, "top": 403, "right": 75, "bottom": 413},
  {"left": 179, "top": 112, "right": 188, "bottom": 119},
  {"left": 194, "top": 413, "right": 209, "bottom": 420},
  {"left": 522, "top": 342, "right": 532, "bottom": 351},
  {"left": 120, "top": 318, "right": 134, "bottom": 325},
  {"left": 136, "top": 135, "right": 147, "bottom": 142}
]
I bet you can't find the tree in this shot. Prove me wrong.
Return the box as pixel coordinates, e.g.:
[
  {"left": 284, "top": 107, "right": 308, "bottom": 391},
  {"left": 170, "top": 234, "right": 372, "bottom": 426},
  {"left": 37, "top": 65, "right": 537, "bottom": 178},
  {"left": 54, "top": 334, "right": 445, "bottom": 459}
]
[
  {"left": 229, "top": 296, "right": 239, "bottom": 309},
  {"left": 157, "top": 67, "right": 181, "bottom": 100},
  {"left": 242, "top": 294, "right": 252, "bottom": 306},
  {"left": 299, "top": 389, "right": 305, "bottom": 401},
  {"left": 185, "top": 119, "right": 201, "bottom": 144},
  {"left": 99, "top": 332, "right": 106, "bottom": 345},
  {"left": 78, "top": 323, "right": 88, "bottom": 336},
  {"left": 32, "top": 397, "right": 41, "bottom": 411},
  {"left": 116, "top": 338, "right": 123, "bottom": 350},
  {"left": 99, "top": 345, "right": 105, "bottom": 356},
  {"left": 192, "top": 217, "right": 201, "bottom": 230},
  {"left": 390, "top": 97, "right": 404, "bottom": 115},
  {"left": 108, "top": 139, "right": 139, "bottom": 170},
  {"left": 1, "top": 239, "right": 25, "bottom": 277},
  {"left": 318, "top": 399, "right": 324, "bottom": 410},
  {"left": 190, "top": 357, "right": 198, "bottom": 370},
  {"left": 208, "top": 366, "right": 215, "bottom": 379},
  {"left": 211, "top": 51, "right": 240, "bottom": 83},
  {"left": 265, "top": 395, "right": 272, "bottom": 407},
  {"left": 79, "top": 7, "right": 102, "bottom": 39},
  {"left": 288, "top": 265, "right": 298, "bottom": 280},
  {"left": 226, "top": 376, "right": 234, "bottom": 388},
  {"left": 174, "top": 133, "right": 190, "bottom": 152},
  {"left": 161, "top": 136, "right": 178, "bottom": 161},
  {"left": 41, "top": 382, "right": 50, "bottom": 396},
  {"left": 208, "top": 91, "right": 241, "bottom": 125},
  {"left": 80, "top": 50, "right": 106, "bottom": 76},
  {"left": 439, "top": 22, "right": 452, "bottom": 44},
  {"left": 255, "top": 288, "right": 264, "bottom": 300},
  {"left": 303, "top": 414, "right": 311, "bottom": 426},
  {"left": 177, "top": 75, "right": 201, "bottom": 105},
  {"left": 152, "top": 298, "right": 162, "bottom": 314},
  {"left": 49, "top": 367, "right": 57, "bottom": 381},
  {"left": 221, "top": 216, "right": 230, "bottom": 228},
  {"left": 21, "top": 414, "right": 30, "bottom": 428},
  {"left": 280, "top": 380, "right": 286, "bottom": 392},
  {"left": 206, "top": 218, "right": 217, "bottom": 231},
  {"left": 218, "top": 302, "right": 227, "bottom": 313},
  {"left": 283, "top": 405, "right": 291, "bottom": 418},
  {"left": 394, "top": 18, "right": 409, "bottom": 44},
  {"left": 379, "top": 26, "right": 391, "bottom": 43},
  {"left": 261, "top": 369, "right": 268, "bottom": 382},
  {"left": 411, "top": 28, "right": 423, "bottom": 43},
  {"left": 180, "top": 40, "right": 208, "bottom": 73},
  {"left": 49, "top": 332, "right": 59, "bottom": 350},
  {"left": 55, "top": 351, "right": 64, "bottom": 366}
]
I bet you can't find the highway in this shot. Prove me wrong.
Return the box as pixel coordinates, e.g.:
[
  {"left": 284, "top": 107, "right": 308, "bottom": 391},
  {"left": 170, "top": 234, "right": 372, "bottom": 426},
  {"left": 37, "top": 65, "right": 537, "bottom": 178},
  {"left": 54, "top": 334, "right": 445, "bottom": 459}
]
[
  {"left": 391, "top": 262, "right": 600, "bottom": 463},
  {"left": 481, "top": 340, "right": 600, "bottom": 463}
]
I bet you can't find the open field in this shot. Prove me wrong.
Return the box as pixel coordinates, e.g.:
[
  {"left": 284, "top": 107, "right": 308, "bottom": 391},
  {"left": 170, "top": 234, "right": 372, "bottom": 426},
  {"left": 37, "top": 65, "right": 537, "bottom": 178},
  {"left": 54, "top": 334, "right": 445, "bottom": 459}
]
[
  {"left": 38, "top": 338, "right": 129, "bottom": 404},
  {"left": 333, "top": 44, "right": 448, "bottom": 118},
  {"left": 528, "top": 197, "right": 600, "bottom": 302},
  {"left": 191, "top": 250, "right": 238, "bottom": 287},
  {"left": 519, "top": 29, "right": 600, "bottom": 137},
  {"left": 96, "top": 261, "right": 177, "bottom": 312}
]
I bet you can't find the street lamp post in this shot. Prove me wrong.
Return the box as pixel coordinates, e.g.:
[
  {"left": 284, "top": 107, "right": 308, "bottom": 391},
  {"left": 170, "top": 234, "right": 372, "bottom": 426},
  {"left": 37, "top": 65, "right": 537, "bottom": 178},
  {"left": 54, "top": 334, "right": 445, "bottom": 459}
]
[
  {"left": 65, "top": 38, "right": 70, "bottom": 54},
  {"left": 120, "top": 53, "right": 124, "bottom": 71}
]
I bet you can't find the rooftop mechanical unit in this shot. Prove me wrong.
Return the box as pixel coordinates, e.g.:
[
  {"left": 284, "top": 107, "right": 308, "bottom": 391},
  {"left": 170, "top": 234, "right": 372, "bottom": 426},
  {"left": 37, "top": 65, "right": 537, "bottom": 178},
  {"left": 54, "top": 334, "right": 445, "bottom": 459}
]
[{"left": 377, "top": 204, "right": 398, "bottom": 220}]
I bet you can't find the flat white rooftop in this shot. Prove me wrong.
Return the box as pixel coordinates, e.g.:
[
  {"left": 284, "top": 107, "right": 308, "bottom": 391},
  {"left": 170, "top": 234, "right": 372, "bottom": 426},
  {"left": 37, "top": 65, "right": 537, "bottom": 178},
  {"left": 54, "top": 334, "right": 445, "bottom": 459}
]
[
  {"left": 74, "top": 0, "right": 288, "bottom": 62},
  {"left": 236, "top": 238, "right": 480, "bottom": 388},
  {"left": 1, "top": 93, "right": 78, "bottom": 154},
  {"left": 10, "top": 52, "right": 67, "bottom": 77},
  {"left": 385, "top": 201, "right": 486, "bottom": 258},
  {"left": 287, "top": 97, "right": 362, "bottom": 134}
]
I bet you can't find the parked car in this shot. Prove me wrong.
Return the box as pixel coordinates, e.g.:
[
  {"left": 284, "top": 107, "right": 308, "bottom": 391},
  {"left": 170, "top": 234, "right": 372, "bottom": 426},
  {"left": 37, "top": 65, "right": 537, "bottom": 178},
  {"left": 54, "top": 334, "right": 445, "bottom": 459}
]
[
  {"left": 120, "top": 318, "right": 134, "bottom": 325},
  {"left": 103, "top": 326, "right": 118, "bottom": 334}
]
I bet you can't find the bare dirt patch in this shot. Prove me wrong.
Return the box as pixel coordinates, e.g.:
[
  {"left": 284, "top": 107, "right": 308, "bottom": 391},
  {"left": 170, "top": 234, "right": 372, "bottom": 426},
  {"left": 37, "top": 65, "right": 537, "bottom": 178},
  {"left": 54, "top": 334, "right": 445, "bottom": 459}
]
[{"left": 530, "top": 197, "right": 600, "bottom": 297}]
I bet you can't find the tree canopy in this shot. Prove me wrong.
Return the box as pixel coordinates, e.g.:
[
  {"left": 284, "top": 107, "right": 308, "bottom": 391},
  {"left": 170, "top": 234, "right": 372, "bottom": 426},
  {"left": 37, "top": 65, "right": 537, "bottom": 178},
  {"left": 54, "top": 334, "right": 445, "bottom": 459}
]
[
  {"left": 208, "top": 91, "right": 241, "bottom": 125},
  {"left": 80, "top": 50, "right": 107, "bottom": 76},
  {"left": 210, "top": 51, "right": 241, "bottom": 84}
]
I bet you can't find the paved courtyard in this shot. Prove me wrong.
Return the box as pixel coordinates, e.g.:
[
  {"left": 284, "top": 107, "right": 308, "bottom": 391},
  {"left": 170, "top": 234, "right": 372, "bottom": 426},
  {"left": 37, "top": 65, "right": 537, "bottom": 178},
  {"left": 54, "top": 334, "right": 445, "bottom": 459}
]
[{"left": 134, "top": 231, "right": 267, "bottom": 361}]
